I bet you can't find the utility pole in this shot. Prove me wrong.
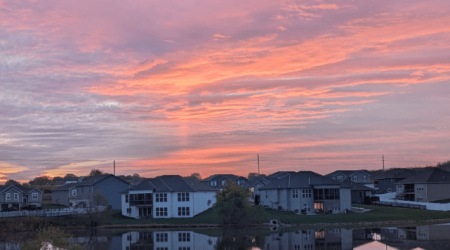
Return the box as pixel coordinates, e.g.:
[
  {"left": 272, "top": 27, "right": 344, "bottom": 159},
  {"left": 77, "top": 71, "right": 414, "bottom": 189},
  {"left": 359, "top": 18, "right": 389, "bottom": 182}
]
[
  {"left": 382, "top": 155, "right": 385, "bottom": 171},
  {"left": 257, "top": 154, "right": 260, "bottom": 175},
  {"left": 114, "top": 160, "right": 116, "bottom": 176}
]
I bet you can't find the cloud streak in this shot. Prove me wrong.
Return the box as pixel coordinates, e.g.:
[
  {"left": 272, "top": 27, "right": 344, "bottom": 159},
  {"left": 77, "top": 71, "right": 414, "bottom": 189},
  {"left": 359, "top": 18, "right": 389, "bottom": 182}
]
[{"left": 0, "top": 0, "right": 449, "bottom": 183}]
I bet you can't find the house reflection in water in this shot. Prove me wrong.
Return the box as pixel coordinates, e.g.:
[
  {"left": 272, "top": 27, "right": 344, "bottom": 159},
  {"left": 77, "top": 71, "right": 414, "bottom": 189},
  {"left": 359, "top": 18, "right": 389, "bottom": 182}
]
[
  {"left": 121, "top": 231, "right": 218, "bottom": 250},
  {"left": 0, "top": 242, "right": 21, "bottom": 250},
  {"left": 379, "top": 224, "right": 450, "bottom": 250},
  {"left": 263, "top": 229, "right": 353, "bottom": 250}
]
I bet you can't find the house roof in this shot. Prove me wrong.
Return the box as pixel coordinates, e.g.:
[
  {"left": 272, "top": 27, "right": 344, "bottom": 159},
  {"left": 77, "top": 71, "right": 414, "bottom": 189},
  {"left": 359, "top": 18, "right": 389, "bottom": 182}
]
[
  {"left": 246, "top": 177, "right": 271, "bottom": 187},
  {"left": 343, "top": 181, "right": 374, "bottom": 191},
  {"left": 370, "top": 168, "right": 419, "bottom": 180},
  {"left": 260, "top": 171, "right": 342, "bottom": 190},
  {"left": 76, "top": 174, "right": 129, "bottom": 187},
  {"left": 122, "top": 175, "right": 218, "bottom": 193},
  {"left": 52, "top": 182, "right": 78, "bottom": 191},
  {"left": 202, "top": 174, "right": 247, "bottom": 182},
  {"left": 0, "top": 185, "right": 42, "bottom": 194},
  {"left": 267, "top": 171, "right": 296, "bottom": 179},
  {"left": 396, "top": 168, "right": 450, "bottom": 184},
  {"left": 325, "top": 170, "right": 370, "bottom": 178}
]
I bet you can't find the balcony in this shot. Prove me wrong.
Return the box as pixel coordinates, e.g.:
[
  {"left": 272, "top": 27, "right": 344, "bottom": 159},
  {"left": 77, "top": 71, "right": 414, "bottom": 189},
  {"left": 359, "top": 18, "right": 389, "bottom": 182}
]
[
  {"left": 129, "top": 193, "right": 153, "bottom": 206},
  {"left": 130, "top": 200, "right": 153, "bottom": 206}
]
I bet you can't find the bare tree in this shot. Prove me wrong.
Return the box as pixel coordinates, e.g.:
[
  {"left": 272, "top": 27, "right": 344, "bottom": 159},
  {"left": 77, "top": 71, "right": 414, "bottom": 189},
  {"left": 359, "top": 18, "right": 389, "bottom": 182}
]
[
  {"left": 89, "top": 169, "right": 104, "bottom": 176},
  {"left": 81, "top": 190, "right": 110, "bottom": 228},
  {"left": 189, "top": 172, "right": 202, "bottom": 180}
]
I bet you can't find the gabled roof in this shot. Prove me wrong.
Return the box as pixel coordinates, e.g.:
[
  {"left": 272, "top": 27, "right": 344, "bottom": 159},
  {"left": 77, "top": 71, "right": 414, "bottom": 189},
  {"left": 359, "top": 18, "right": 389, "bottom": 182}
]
[
  {"left": 76, "top": 174, "right": 129, "bottom": 187},
  {"left": 260, "top": 171, "right": 342, "bottom": 190},
  {"left": 202, "top": 174, "right": 247, "bottom": 182},
  {"left": 0, "top": 185, "right": 42, "bottom": 194},
  {"left": 396, "top": 168, "right": 450, "bottom": 184},
  {"left": 52, "top": 182, "right": 78, "bottom": 191},
  {"left": 122, "top": 175, "right": 218, "bottom": 193},
  {"left": 370, "top": 168, "right": 419, "bottom": 180},
  {"left": 246, "top": 177, "right": 271, "bottom": 187},
  {"left": 343, "top": 181, "right": 374, "bottom": 191},
  {"left": 268, "top": 171, "right": 296, "bottom": 179},
  {"left": 325, "top": 170, "right": 370, "bottom": 178}
]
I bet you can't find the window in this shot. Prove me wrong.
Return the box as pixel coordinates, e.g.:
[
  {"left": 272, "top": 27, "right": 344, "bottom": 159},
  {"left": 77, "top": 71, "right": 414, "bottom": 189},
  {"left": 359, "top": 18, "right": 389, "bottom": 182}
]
[
  {"left": 418, "top": 194, "right": 424, "bottom": 201},
  {"left": 337, "top": 176, "right": 343, "bottom": 181},
  {"left": 125, "top": 194, "right": 129, "bottom": 203},
  {"left": 71, "top": 189, "right": 77, "bottom": 196},
  {"left": 155, "top": 193, "right": 167, "bottom": 202},
  {"left": 32, "top": 193, "right": 38, "bottom": 200},
  {"left": 222, "top": 180, "right": 227, "bottom": 186},
  {"left": 178, "top": 207, "right": 190, "bottom": 216},
  {"left": 6, "top": 193, "right": 10, "bottom": 200},
  {"left": 417, "top": 184, "right": 425, "bottom": 191},
  {"left": 302, "top": 189, "right": 311, "bottom": 198},
  {"left": 155, "top": 207, "right": 168, "bottom": 217},
  {"left": 211, "top": 181, "right": 217, "bottom": 186},
  {"left": 353, "top": 176, "right": 357, "bottom": 181},
  {"left": 359, "top": 191, "right": 363, "bottom": 198},
  {"left": 293, "top": 189, "right": 299, "bottom": 198},
  {"left": 14, "top": 193, "right": 18, "bottom": 200},
  {"left": 156, "top": 233, "right": 168, "bottom": 242},
  {"left": 388, "top": 188, "right": 392, "bottom": 192},
  {"left": 178, "top": 232, "right": 191, "bottom": 242},
  {"left": 178, "top": 193, "right": 189, "bottom": 202},
  {"left": 238, "top": 180, "right": 243, "bottom": 185},
  {"left": 363, "top": 175, "right": 367, "bottom": 180}
]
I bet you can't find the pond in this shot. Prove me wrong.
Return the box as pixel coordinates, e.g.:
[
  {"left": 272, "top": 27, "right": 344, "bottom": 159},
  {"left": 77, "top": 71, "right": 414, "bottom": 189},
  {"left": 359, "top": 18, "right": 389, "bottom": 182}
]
[{"left": 2, "top": 223, "right": 450, "bottom": 250}]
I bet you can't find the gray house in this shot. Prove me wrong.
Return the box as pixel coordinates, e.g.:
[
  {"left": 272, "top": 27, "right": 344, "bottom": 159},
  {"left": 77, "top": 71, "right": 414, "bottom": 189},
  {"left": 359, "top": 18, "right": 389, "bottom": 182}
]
[
  {"left": 326, "top": 170, "right": 371, "bottom": 183},
  {"left": 201, "top": 174, "right": 247, "bottom": 189},
  {"left": 52, "top": 182, "right": 78, "bottom": 207},
  {"left": 344, "top": 181, "right": 373, "bottom": 204},
  {"left": 396, "top": 168, "right": 450, "bottom": 202},
  {"left": 371, "top": 168, "right": 421, "bottom": 194},
  {"left": 0, "top": 185, "right": 43, "bottom": 211},
  {"left": 259, "top": 171, "right": 351, "bottom": 214},
  {"left": 75, "top": 174, "right": 130, "bottom": 210}
]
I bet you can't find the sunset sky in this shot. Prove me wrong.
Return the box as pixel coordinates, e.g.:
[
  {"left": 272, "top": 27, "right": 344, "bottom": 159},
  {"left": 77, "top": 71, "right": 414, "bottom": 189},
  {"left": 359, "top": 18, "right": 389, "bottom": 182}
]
[{"left": 1, "top": 0, "right": 450, "bottom": 183}]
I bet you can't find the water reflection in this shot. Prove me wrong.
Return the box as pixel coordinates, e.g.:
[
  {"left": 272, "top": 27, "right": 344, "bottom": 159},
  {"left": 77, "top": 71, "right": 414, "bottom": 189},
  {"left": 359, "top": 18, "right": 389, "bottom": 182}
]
[
  {"left": 121, "top": 231, "right": 218, "bottom": 250},
  {"left": 3, "top": 224, "right": 450, "bottom": 249}
]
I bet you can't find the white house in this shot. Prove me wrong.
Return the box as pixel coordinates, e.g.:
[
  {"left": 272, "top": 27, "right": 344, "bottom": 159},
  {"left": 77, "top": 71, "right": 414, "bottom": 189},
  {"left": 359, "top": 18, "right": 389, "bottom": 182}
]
[
  {"left": 259, "top": 171, "right": 351, "bottom": 215},
  {"left": 121, "top": 175, "right": 217, "bottom": 219}
]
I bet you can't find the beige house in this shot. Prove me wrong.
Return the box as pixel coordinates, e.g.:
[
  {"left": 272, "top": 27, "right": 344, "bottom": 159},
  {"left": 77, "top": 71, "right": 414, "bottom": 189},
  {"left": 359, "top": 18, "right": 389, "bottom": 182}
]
[{"left": 396, "top": 168, "right": 450, "bottom": 202}]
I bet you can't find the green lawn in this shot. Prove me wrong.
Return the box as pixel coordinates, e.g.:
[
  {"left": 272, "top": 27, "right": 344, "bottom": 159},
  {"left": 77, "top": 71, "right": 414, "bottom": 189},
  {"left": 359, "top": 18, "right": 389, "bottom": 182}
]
[
  {"left": 264, "top": 205, "right": 450, "bottom": 225},
  {"left": 107, "top": 205, "right": 450, "bottom": 227},
  {"left": 42, "top": 203, "right": 68, "bottom": 210},
  {"left": 108, "top": 207, "right": 223, "bottom": 225}
]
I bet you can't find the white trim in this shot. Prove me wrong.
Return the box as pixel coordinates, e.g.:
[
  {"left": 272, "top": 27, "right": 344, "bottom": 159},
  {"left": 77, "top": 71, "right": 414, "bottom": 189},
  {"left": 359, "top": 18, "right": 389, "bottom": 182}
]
[
  {"left": 32, "top": 193, "right": 38, "bottom": 200},
  {"left": 5, "top": 193, "right": 10, "bottom": 200}
]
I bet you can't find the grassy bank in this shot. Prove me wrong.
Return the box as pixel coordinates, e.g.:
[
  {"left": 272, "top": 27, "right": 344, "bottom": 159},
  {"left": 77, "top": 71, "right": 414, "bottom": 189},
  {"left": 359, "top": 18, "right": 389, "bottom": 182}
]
[
  {"left": 107, "top": 207, "right": 222, "bottom": 226},
  {"left": 105, "top": 205, "right": 450, "bottom": 228},
  {"left": 265, "top": 205, "right": 450, "bottom": 226}
]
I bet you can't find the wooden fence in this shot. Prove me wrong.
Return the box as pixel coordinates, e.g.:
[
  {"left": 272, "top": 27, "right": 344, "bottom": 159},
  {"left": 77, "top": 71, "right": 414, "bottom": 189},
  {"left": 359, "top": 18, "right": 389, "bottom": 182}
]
[{"left": 0, "top": 206, "right": 107, "bottom": 218}]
